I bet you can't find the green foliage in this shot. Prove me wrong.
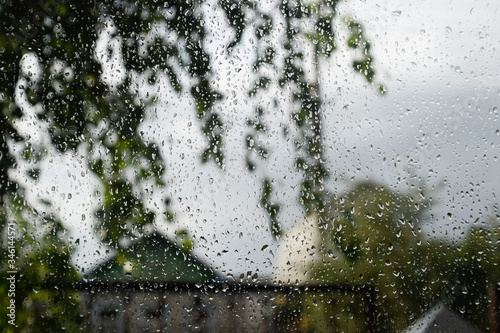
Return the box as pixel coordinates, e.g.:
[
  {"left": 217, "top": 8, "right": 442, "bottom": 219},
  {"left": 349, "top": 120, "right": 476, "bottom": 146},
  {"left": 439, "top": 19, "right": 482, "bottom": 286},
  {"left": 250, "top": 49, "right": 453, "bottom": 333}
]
[
  {"left": 345, "top": 17, "right": 377, "bottom": 84},
  {"left": 228, "top": 0, "right": 385, "bottom": 229},
  {"left": 219, "top": 0, "right": 247, "bottom": 50},
  {"left": 0, "top": 0, "right": 225, "bottom": 328},
  {"left": 261, "top": 178, "right": 282, "bottom": 239},
  {"left": 0, "top": 0, "right": 389, "bottom": 328},
  {"left": 443, "top": 219, "right": 500, "bottom": 332},
  {"left": 0, "top": 193, "right": 81, "bottom": 332},
  {"left": 245, "top": 106, "right": 269, "bottom": 172},
  {"left": 276, "top": 181, "right": 499, "bottom": 332},
  {"left": 175, "top": 228, "right": 194, "bottom": 253},
  {"left": 0, "top": 0, "right": 236, "bottom": 248},
  {"left": 0, "top": 5, "right": 393, "bottom": 330}
]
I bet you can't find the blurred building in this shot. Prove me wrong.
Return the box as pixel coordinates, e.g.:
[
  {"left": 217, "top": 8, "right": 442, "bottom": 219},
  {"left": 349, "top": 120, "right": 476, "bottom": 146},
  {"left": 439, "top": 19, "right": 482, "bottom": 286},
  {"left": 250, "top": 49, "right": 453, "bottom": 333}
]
[
  {"left": 403, "top": 302, "right": 480, "bottom": 333},
  {"left": 273, "top": 214, "right": 323, "bottom": 284},
  {"left": 87, "top": 231, "right": 221, "bottom": 284},
  {"left": 82, "top": 231, "right": 274, "bottom": 332}
]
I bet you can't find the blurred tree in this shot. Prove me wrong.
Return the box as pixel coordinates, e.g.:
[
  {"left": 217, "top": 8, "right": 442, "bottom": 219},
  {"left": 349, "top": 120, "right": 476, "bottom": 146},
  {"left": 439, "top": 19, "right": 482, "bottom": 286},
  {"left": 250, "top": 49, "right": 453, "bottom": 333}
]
[
  {"left": 0, "top": 193, "right": 81, "bottom": 332},
  {"left": 440, "top": 217, "right": 500, "bottom": 332},
  {"left": 302, "top": 181, "right": 433, "bottom": 332},
  {"left": 238, "top": 1, "right": 384, "bottom": 236},
  {"left": 1, "top": 1, "right": 173, "bottom": 328},
  {"left": 1, "top": 0, "right": 384, "bottom": 329},
  {"left": 276, "top": 181, "right": 499, "bottom": 333},
  {"left": 1, "top": 0, "right": 383, "bottom": 249}
]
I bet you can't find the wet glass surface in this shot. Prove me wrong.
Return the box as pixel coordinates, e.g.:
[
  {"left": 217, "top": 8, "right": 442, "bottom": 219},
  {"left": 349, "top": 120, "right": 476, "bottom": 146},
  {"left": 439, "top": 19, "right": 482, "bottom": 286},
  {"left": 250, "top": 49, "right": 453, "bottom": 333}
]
[{"left": 1, "top": 1, "right": 499, "bottom": 332}]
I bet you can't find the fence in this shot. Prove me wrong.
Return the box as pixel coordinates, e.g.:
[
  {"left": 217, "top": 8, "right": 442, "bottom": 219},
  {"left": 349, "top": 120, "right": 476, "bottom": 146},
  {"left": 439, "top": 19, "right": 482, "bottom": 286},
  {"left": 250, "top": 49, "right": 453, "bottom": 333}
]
[{"left": 38, "top": 281, "right": 378, "bottom": 332}]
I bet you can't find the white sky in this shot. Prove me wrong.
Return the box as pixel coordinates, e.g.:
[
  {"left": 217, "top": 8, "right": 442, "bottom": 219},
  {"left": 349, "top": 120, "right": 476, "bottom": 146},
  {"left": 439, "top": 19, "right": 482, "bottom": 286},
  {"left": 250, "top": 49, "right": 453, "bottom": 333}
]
[{"left": 10, "top": 0, "right": 500, "bottom": 278}]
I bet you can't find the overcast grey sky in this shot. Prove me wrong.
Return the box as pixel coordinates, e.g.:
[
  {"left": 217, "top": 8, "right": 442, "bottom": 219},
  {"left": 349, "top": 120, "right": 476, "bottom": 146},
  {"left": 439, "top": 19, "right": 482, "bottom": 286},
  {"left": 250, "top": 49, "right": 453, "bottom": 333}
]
[{"left": 11, "top": 0, "right": 500, "bottom": 278}]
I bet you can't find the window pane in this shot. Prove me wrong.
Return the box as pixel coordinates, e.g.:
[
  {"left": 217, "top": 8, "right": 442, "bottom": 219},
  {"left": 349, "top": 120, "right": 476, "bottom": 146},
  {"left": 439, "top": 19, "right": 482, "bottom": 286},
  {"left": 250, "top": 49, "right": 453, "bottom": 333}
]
[{"left": 1, "top": 1, "right": 498, "bottom": 332}]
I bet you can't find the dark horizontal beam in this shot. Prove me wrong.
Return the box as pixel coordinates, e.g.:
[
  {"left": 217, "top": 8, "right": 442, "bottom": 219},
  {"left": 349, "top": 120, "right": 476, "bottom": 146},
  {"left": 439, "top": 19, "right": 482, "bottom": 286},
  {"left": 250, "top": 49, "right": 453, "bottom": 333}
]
[{"left": 41, "top": 281, "right": 375, "bottom": 294}]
